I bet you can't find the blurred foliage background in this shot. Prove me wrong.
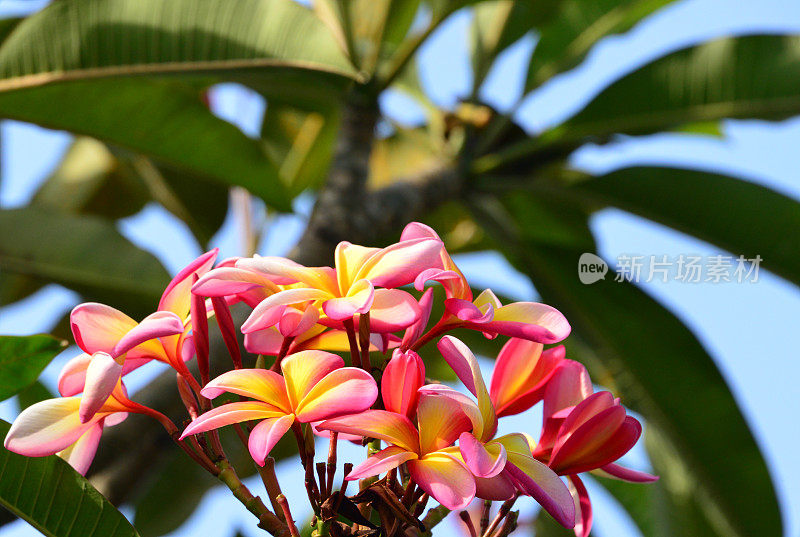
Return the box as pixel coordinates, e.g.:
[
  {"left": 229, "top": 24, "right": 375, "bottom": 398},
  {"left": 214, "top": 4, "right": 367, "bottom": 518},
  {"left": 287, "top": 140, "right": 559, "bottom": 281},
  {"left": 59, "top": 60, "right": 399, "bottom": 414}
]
[{"left": 0, "top": 0, "right": 797, "bottom": 536}]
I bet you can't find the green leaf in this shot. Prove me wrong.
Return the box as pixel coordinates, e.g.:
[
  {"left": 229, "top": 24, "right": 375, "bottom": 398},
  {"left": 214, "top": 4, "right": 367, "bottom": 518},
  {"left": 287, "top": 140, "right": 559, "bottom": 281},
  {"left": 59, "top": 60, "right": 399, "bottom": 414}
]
[
  {"left": 0, "top": 0, "right": 357, "bottom": 94},
  {"left": 0, "top": 335, "right": 66, "bottom": 402},
  {"left": 0, "top": 79, "right": 290, "bottom": 210},
  {"left": 469, "top": 195, "right": 782, "bottom": 537},
  {"left": 571, "top": 166, "right": 800, "bottom": 286},
  {"left": 0, "top": 208, "right": 170, "bottom": 318},
  {"left": 0, "top": 419, "right": 141, "bottom": 537},
  {"left": 549, "top": 34, "right": 800, "bottom": 141},
  {"left": 525, "top": 0, "right": 676, "bottom": 90}
]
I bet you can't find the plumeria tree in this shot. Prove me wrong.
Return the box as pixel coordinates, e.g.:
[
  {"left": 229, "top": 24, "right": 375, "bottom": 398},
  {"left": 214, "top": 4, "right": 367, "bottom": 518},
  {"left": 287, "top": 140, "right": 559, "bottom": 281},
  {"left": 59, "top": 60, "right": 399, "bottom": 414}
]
[
  {"left": 5, "top": 223, "right": 657, "bottom": 537},
  {"left": 0, "top": 0, "right": 793, "bottom": 536}
]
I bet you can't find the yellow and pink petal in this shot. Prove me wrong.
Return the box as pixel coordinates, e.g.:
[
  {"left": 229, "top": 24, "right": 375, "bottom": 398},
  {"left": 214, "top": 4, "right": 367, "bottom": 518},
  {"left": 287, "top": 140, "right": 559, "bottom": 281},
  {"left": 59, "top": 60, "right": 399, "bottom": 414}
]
[
  {"left": 281, "top": 351, "right": 343, "bottom": 409},
  {"left": 346, "top": 446, "right": 418, "bottom": 480},
  {"left": 200, "top": 369, "right": 291, "bottom": 413},
  {"left": 248, "top": 414, "right": 296, "bottom": 466},
  {"left": 318, "top": 410, "right": 420, "bottom": 453},
  {"left": 159, "top": 249, "right": 218, "bottom": 317},
  {"left": 407, "top": 452, "right": 476, "bottom": 510},
  {"left": 180, "top": 402, "right": 287, "bottom": 439},
  {"left": 293, "top": 367, "right": 377, "bottom": 423}
]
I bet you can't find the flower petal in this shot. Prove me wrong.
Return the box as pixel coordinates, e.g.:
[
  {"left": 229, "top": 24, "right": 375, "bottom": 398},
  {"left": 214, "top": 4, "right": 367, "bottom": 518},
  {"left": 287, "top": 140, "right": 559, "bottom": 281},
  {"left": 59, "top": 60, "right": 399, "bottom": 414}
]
[
  {"left": 459, "top": 432, "right": 506, "bottom": 478},
  {"left": 570, "top": 475, "right": 592, "bottom": 537},
  {"left": 543, "top": 360, "right": 593, "bottom": 419},
  {"left": 505, "top": 453, "right": 575, "bottom": 529},
  {"left": 111, "top": 310, "right": 184, "bottom": 358},
  {"left": 550, "top": 408, "right": 634, "bottom": 475},
  {"left": 356, "top": 238, "right": 444, "bottom": 289},
  {"left": 491, "top": 341, "right": 564, "bottom": 418},
  {"left": 180, "top": 402, "right": 286, "bottom": 438},
  {"left": 242, "top": 288, "right": 329, "bottom": 333},
  {"left": 407, "top": 452, "right": 476, "bottom": 510},
  {"left": 79, "top": 352, "right": 123, "bottom": 423},
  {"left": 278, "top": 306, "right": 319, "bottom": 338},
  {"left": 70, "top": 303, "right": 138, "bottom": 355},
  {"left": 57, "top": 353, "right": 92, "bottom": 397},
  {"left": 367, "top": 289, "right": 421, "bottom": 332},
  {"left": 200, "top": 369, "right": 291, "bottom": 413},
  {"left": 401, "top": 288, "right": 434, "bottom": 349},
  {"left": 335, "top": 242, "right": 381, "bottom": 293},
  {"left": 4, "top": 398, "right": 101, "bottom": 457},
  {"left": 417, "top": 392, "right": 473, "bottom": 455},
  {"left": 445, "top": 298, "right": 494, "bottom": 323},
  {"left": 382, "top": 350, "right": 425, "bottom": 417},
  {"left": 595, "top": 462, "right": 658, "bottom": 483},
  {"left": 488, "top": 302, "right": 571, "bottom": 343},
  {"left": 237, "top": 256, "right": 338, "bottom": 293},
  {"left": 192, "top": 266, "right": 279, "bottom": 297},
  {"left": 475, "top": 470, "right": 517, "bottom": 501},
  {"left": 346, "top": 446, "right": 418, "bottom": 480},
  {"left": 248, "top": 414, "right": 295, "bottom": 466},
  {"left": 281, "top": 351, "right": 343, "bottom": 410},
  {"left": 436, "top": 336, "right": 496, "bottom": 440},
  {"left": 57, "top": 420, "right": 104, "bottom": 475},
  {"left": 159, "top": 249, "right": 218, "bottom": 316},
  {"left": 294, "top": 367, "right": 378, "bottom": 423},
  {"left": 318, "top": 410, "right": 419, "bottom": 453},
  {"left": 322, "top": 279, "right": 374, "bottom": 321}
]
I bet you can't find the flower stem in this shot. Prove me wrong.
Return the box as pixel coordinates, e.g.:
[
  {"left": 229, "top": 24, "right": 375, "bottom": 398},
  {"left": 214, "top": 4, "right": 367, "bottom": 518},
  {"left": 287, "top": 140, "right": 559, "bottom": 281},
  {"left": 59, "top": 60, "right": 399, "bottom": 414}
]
[
  {"left": 217, "top": 460, "right": 289, "bottom": 536},
  {"left": 342, "top": 318, "right": 362, "bottom": 368}
]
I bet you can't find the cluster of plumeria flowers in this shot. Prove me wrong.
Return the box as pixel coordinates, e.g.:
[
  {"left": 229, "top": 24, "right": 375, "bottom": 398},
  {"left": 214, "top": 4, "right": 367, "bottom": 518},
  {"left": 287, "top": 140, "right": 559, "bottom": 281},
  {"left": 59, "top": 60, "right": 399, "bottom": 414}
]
[{"left": 4, "top": 222, "right": 656, "bottom": 537}]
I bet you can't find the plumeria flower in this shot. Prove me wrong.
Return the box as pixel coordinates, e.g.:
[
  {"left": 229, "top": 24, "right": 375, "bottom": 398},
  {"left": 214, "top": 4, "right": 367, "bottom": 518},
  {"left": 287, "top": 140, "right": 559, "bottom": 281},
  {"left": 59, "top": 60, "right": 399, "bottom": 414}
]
[
  {"left": 318, "top": 392, "right": 476, "bottom": 510},
  {"left": 532, "top": 360, "right": 658, "bottom": 537},
  {"left": 4, "top": 380, "right": 149, "bottom": 474},
  {"left": 180, "top": 351, "right": 377, "bottom": 466},
  {"left": 195, "top": 228, "right": 444, "bottom": 336},
  {"left": 429, "top": 336, "right": 575, "bottom": 527},
  {"left": 67, "top": 250, "right": 218, "bottom": 422}
]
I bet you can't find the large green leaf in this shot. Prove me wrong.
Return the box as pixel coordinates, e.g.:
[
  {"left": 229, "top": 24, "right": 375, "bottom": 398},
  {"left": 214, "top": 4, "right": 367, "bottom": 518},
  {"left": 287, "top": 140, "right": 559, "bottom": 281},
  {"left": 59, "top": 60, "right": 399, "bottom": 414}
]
[
  {"left": 468, "top": 193, "right": 782, "bottom": 537},
  {"left": 570, "top": 166, "right": 800, "bottom": 286},
  {"left": 0, "top": 420, "right": 140, "bottom": 537},
  {"left": 0, "top": 0, "right": 356, "bottom": 94},
  {"left": 0, "top": 208, "right": 169, "bottom": 318},
  {"left": 549, "top": 34, "right": 800, "bottom": 141},
  {"left": 0, "top": 79, "right": 289, "bottom": 209},
  {"left": 0, "top": 335, "right": 66, "bottom": 402},
  {"left": 525, "top": 0, "right": 675, "bottom": 90},
  {"left": 0, "top": 0, "right": 365, "bottom": 209}
]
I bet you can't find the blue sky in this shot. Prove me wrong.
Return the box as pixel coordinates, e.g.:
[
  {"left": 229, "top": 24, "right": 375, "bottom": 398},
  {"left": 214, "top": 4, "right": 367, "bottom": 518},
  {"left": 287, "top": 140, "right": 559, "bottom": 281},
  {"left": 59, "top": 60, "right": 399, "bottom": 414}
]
[{"left": 1, "top": 0, "right": 799, "bottom": 536}]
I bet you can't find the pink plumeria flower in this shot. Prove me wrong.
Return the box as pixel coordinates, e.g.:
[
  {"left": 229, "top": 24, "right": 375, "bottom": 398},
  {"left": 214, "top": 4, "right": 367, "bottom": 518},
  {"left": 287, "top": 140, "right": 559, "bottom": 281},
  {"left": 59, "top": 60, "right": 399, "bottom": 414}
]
[
  {"left": 67, "top": 250, "right": 218, "bottom": 422},
  {"left": 381, "top": 349, "right": 426, "bottom": 418},
  {"left": 429, "top": 336, "right": 575, "bottom": 527},
  {"left": 4, "top": 379, "right": 147, "bottom": 474},
  {"left": 180, "top": 351, "right": 377, "bottom": 466},
  {"left": 318, "top": 393, "right": 476, "bottom": 510},
  {"left": 196, "top": 231, "right": 443, "bottom": 336},
  {"left": 532, "top": 360, "right": 657, "bottom": 537}
]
